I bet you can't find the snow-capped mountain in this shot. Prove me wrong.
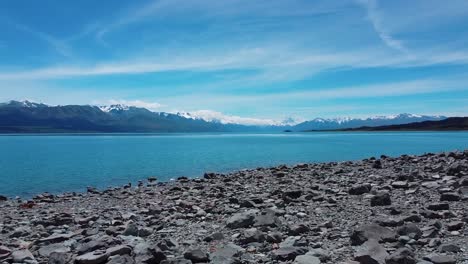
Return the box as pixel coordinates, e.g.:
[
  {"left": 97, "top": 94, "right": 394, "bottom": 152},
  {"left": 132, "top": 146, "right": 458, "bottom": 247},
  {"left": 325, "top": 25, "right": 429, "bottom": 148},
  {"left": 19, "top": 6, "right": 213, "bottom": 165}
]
[
  {"left": 0, "top": 100, "right": 450, "bottom": 132},
  {"left": 1, "top": 100, "right": 49, "bottom": 108},
  {"left": 293, "top": 113, "right": 447, "bottom": 131}
]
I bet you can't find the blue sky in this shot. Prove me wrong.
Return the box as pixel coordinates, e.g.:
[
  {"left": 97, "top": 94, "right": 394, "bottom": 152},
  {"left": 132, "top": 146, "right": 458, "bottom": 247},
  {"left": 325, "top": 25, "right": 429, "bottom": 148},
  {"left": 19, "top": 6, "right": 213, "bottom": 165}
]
[{"left": 1, "top": 0, "right": 468, "bottom": 124}]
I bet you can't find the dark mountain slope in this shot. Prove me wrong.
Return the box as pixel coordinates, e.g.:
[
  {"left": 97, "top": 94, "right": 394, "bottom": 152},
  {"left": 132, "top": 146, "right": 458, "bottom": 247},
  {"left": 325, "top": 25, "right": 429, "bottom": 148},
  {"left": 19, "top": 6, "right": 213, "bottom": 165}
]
[{"left": 340, "top": 117, "right": 468, "bottom": 131}]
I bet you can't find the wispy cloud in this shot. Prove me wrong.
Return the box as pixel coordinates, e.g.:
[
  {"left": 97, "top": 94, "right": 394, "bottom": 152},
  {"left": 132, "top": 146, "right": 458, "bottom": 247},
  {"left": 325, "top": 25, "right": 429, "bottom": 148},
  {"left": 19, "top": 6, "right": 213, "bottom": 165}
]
[
  {"left": 356, "top": 0, "right": 407, "bottom": 53},
  {"left": 7, "top": 20, "right": 73, "bottom": 58}
]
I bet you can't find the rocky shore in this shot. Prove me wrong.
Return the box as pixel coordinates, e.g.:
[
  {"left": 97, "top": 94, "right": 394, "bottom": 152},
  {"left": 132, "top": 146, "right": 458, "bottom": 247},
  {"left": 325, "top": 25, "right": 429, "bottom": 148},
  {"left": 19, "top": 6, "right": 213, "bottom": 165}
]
[{"left": 1, "top": 151, "right": 467, "bottom": 264}]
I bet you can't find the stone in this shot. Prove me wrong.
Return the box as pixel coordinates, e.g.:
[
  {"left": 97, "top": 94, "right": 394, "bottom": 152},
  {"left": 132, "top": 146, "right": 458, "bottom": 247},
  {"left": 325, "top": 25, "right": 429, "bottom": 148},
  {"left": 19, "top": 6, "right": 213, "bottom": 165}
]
[
  {"left": 438, "top": 243, "right": 461, "bottom": 253},
  {"left": 183, "top": 249, "right": 209, "bottom": 263},
  {"left": 423, "top": 254, "right": 456, "bottom": 264},
  {"left": 446, "top": 221, "right": 464, "bottom": 231},
  {"left": 75, "top": 251, "right": 108, "bottom": 264},
  {"left": 106, "top": 245, "right": 132, "bottom": 257},
  {"left": 273, "top": 247, "right": 308, "bottom": 261},
  {"left": 440, "top": 192, "right": 460, "bottom": 201},
  {"left": 242, "top": 228, "right": 266, "bottom": 243},
  {"left": 122, "top": 222, "right": 139, "bottom": 236},
  {"left": 354, "top": 239, "right": 388, "bottom": 264},
  {"left": 107, "top": 255, "right": 135, "bottom": 264},
  {"left": 427, "top": 203, "right": 449, "bottom": 211},
  {"left": 39, "top": 233, "right": 75, "bottom": 243},
  {"left": 38, "top": 243, "right": 70, "bottom": 257},
  {"left": 385, "top": 248, "right": 416, "bottom": 264},
  {"left": 210, "top": 243, "right": 245, "bottom": 264},
  {"left": 288, "top": 224, "right": 310, "bottom": 235},
  {"left": 295, "top": 254, "right": 321, "bottom": 264},
  {"left": 350, "top": 224, "right": 396, "bottom": 246},
  {"left": 371, "top": 192, "right": 392, "bottom": 206},
  {"left": 397, "top": 224, "right": 422, "bottom": 240},
  {"left": 254, "top": 211, "right": 279, "bottom": 227},
  {"left": 391, "top": 181, "right": 408, "bottom": 189},
  {"left": 226, "top": 210, "right": 256, "bottom": 229},
  {"left": 11, "top": 249, "right": 37, "bottom": 263},
  {"left": 349, "top": 184, "right": 372, "bottom": 195},
  {"left": 48, "top": 252, "right": 73, "bottom": 264}
]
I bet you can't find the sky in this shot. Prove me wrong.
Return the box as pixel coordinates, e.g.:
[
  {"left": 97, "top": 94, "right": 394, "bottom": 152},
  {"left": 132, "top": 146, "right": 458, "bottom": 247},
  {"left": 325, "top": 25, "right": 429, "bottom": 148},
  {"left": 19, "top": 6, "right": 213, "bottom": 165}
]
[{"left": 1, "top": 0, "right": 468, "bottom": 124}]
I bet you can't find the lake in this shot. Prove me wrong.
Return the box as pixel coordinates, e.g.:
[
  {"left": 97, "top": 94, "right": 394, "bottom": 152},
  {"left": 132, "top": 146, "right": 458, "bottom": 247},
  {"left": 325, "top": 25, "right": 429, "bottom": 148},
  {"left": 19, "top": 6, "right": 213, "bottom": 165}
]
[{"left": 1, "top": 132, "right": 467, "bottom": 197}]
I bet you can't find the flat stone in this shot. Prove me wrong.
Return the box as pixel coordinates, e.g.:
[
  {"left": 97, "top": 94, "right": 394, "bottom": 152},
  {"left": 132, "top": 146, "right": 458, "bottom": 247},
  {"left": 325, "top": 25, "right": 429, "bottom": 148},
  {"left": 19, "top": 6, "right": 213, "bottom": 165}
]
[
  {"left": 295, "top": 254, "right": 321, "bottom": 264},
  {"left": 183, "top": 249, "right": 209, "bottom": 263},
  {"left": 273, "top": 247, "right": 308, "bottom": 261},
  {"left": 75, "top": 251, "right": 108, "bottom": 264},
  {"left": 424, "top": 254, "right": 457, "bottom": 264}
]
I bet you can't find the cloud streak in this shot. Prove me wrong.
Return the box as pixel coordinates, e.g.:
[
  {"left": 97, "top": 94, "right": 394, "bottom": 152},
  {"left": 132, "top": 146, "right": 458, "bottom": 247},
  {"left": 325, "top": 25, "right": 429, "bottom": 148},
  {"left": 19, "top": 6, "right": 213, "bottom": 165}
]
[
  {"left": 357, "top": 0, "right": 407, "bottom": 53},
  {"left": 7, "top": 20, "right": 73, "bottom": 58}
]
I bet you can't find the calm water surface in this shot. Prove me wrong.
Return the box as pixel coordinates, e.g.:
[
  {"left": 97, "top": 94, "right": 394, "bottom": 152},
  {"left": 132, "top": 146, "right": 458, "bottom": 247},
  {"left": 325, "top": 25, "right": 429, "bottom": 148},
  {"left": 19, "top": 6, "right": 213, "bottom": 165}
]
[{"left": 1, "top": 132, "right": 467, "bottom": 197}]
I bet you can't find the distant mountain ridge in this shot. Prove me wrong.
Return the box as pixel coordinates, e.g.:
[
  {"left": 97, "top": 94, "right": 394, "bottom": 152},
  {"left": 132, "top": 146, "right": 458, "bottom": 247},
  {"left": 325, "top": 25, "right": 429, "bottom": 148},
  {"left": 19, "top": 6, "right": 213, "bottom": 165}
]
[
  {"left": 0, "top": 100, "right": 450, "bottom": 133},
  {"left": 293, "top": 113, "right": 446, "bottom": 131},
  {"left": 338, "top": 117, "right": 468, "bottom": 131}
]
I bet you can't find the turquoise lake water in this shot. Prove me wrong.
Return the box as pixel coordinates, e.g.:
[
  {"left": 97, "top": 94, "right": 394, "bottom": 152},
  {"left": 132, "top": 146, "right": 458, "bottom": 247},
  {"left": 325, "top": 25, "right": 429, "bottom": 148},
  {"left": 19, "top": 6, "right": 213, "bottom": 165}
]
[{"left": 1, "top": 132, "right": 467, "bottom": 197}]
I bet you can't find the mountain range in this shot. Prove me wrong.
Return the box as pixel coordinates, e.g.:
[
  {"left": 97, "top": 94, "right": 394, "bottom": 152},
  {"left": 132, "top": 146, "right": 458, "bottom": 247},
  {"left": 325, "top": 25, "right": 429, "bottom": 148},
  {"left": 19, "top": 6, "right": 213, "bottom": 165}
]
[
  {"left": 0, "top": 100, "right": 449, "bottom": 133},
  {"left": 339, "top": 117, "right": 468, "bottom": 131}
]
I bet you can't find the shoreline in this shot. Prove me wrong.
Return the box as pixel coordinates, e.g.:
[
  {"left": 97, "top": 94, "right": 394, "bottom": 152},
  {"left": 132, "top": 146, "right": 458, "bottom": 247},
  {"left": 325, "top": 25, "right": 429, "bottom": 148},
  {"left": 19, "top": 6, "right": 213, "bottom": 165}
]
[{"left": 0, "top": 150, "right": 467, "bottom": 263}]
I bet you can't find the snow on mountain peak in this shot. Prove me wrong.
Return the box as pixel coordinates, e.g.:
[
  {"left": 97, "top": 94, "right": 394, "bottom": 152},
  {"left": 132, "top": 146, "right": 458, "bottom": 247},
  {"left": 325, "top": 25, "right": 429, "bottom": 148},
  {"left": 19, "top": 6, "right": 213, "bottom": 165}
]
[
  {"left": 6, "top": 100, "right": 48, "bottom": 108},
  {"left": 99, "top": 104, "right": 130, "bottom": 112}
]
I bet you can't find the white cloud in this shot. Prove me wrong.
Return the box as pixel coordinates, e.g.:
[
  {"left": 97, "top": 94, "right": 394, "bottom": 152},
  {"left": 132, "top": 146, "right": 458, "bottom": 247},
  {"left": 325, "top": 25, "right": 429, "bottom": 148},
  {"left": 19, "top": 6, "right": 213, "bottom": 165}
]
[
  {"left": 176, "top": 110, "right": 289, "bottom": 126},
  {"left": 356, "top": 0, "right": 407, "bottom": 53}
]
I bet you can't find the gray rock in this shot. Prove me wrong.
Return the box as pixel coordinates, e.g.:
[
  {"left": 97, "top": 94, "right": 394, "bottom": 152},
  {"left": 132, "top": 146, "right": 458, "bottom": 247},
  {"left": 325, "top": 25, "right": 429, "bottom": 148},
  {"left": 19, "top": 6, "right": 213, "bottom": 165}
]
[
  {"left": 349, "top": 184, "right": 371, "bottom": 195},
  {"left": 438, "top": 244, "right": 461, "bottom": 253},
  {"left": 107, "top": 255, "right": 135, "bottom": 264},
  {"left": 295, "top": 254, "right": 321, "bottom": 264},
  {"left": 440, "top": 192, "right": 460, "bottom": 201},
  {"left": 183, "top": 249, "right": 209, "bottom": 263},
  {"left": 396, "top": 224, "right": 422, "bottom": 240},
  {"left": 289, "top": 224, "right": 310, "bottom": 235},
  {"left": 242, "top": 228, "right": 266, "bottom": 243},
  {"left": 38, "top": 243, "right": 70, "bottom": 257},
  {"left": 350, "top": 224, "right": 396, "bottom": 246},
  {"left": 371, "top": 192, "right": 392, "bottom": 206},
  {"left": 75, "top": 251, "right": 108, "bottom": 264},
  {"left": 210, "top": 243, "right": 245, "bottom": 264},
  {"left": 354, "top": 239, "right": 388, "bottom": 264},
  {"left": 273, "top": 247, "right": 308, "bottom": 261},
  {"left": 423, "top": 254, "right": 457, "bottom": 264},
  {"left": 427, "top": 203, "right": 449, "bottom": 211},
  {"left": 226, "top": 210, "right": 256, "bottom": 229},
  {"left": 48, "top": 252, "right": 73, "bottom": 264},
  {"left": 385, "top": 248, "right": 416, "bottom": 264},
  {"left": 446, "top": 221, "right": 464, "bottom": 231},
  {"left": 11, "top": 249, "right": 37, "bottom": 263}
]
